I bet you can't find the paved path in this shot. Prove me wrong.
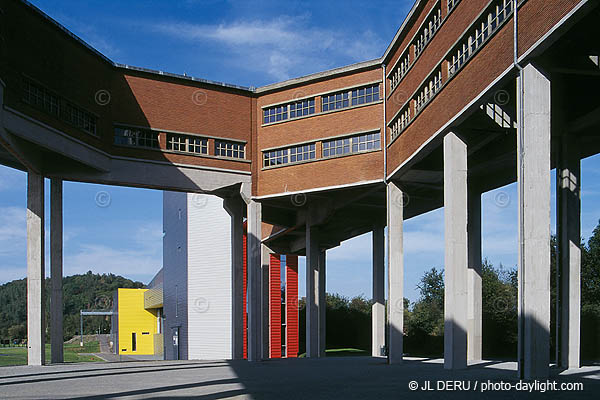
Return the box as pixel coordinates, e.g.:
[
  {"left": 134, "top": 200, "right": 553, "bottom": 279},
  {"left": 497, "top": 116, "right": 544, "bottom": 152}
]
[{"left": 0, "top": 357, "right": 598, "bottom": 399}]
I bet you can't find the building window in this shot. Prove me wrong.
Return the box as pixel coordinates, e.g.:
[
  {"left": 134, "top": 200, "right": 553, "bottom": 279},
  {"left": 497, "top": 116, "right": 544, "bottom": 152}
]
[
  {"left": 263, "top": 105, "right": 288, "bottom": 124},
  {"left": 22, "top": 78, "right": 98, "bottom": 136},
  {"left": 215, "top": 140, "right": 245, "bottom": 159},
  {"left": 166, "top": 134, "right": 208, "bottom": 154},
  {"left": 448, "top": 0, "right": 461, "bottom": 12},
  {"left": 132, "top": 332, "right": 137, "bottom": 352},
  {"left": 263, "top": 143, "right": 316, "bottom": 167},
  {"left": 290, "top": 99, "right": 315, "bottom": 118},
  {"left": 114, "top": 126, "right": 159, "bottom": 149},
  {"left": 391, "top": 106, "right": 411, "bottom": 141},
  {"left": 351, "top": 84, "right": 380, "bottom": 106},
  {"left": 415, "top": 69, "right": 442, "bottom": 113},
  {"left": 263, "top": 149, "right": 288, "bottom": 167},
  {"left": 322, "top": 132, "right": 381, "bottom": 158},
  {"left": 290, "top": 143, "right": 316, "bottom": 163},
  {"left": 415, "top": 6, "right": 442, "bottom": 57},
  {"left": 322, "top": 84, "right": 380, "bottom": 112},
  {"left": 22, "top": 80, "right": 59, "bottom": 117},
  {"left": 390, "top": 51, "right": 411, "bottom": 91},
  {"left": 448, "top": 0, "right": 513, "bottom": 77}
]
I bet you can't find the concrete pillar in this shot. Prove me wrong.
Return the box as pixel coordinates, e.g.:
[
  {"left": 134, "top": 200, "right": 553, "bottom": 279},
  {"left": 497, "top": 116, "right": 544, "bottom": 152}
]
[
  {"left": 558, "top": 135, "right": 581, "bottom": 369},
  {"left": 50, "top": 178, "right": 63, "bottom": 364},
  {"left": 387, "top": 181, "right": 404, "bottom": 364},
  {"left": 224, "top": 198, "right": 244, "bottom": 359},
  {"left": 261, "top": 244, "right": 270, "bottom": 360},
  {"left": 318, "top": 250, "right": 326, "bottom": 357},
  {"left": 306, "top": 224, "right": 319, "bottom": 358},
  {"left": 27, "top": 171, "right": 45, "bottom": 366},
  {"left": 372, "top": 226, "right": 385, "bottom": 357},
  {"left": 443, "top": 131, "right": 468, "bottom": 370},
  {"left": 517, "top": 63, "right": 551, "bottom": 379},
  {"left": 467, "top": 189, "right": 482, "bottom": 362},
  {"left": 246, "top": 200, "right": 262, "bottom": 361}
]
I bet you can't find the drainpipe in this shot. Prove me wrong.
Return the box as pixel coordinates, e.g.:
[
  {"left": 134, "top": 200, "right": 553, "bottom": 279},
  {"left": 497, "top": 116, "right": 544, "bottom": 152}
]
[
  {"left": 514, "top": 0, "right": 526, "bottom": 380},
  {"left": 382, "top": 63, "right": 388, "bottom": 184}
]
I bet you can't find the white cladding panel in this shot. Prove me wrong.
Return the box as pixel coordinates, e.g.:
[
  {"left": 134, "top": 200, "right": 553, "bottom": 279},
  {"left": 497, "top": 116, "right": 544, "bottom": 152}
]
[{"left": 186, "top": 194, "right": 232, "bottom": 360}]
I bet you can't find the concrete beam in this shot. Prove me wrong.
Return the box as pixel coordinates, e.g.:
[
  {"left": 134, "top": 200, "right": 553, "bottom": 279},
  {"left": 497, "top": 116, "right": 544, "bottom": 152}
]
[
  {"left": 517, "top": 63, "right": 551, "bottom": 379},
  {"left": 467, "top": 190, "right": 482, "bottom": 362},
  {"left": 319, "top": 250, "right": 326, "bottom": 357},
  {"left": 387, "top": 182, "right": 404, "bottom": 364},
  {"left": 223, "top": 197, "right": 244, "bottom": 359},
  {"left": 247, "top": 200, "right": 262, "bottom": 361},
  {"left": 50, "top": 178, "right": 63, "bottom": 364},
  {"left": 27, "top": 171, "right": 45, "bottom": 366},
  {"left": 306, "top": 224, "right": 319, "bottom": 358},
  {"left": 443, "top": 131, "right": 468, "bottom": 370},
  {"left": 558, "top": 135, "right": 581, "bottom": 369},
  {"left": 372, "top": 226, "right": 385, "bottom": 357}
]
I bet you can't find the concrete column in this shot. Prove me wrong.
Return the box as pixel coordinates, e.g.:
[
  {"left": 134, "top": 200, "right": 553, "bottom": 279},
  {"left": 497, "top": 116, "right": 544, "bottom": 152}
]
[
  {"left": 467, "top": 189, "right": 482, "bottom": 362},
  {"left": 517, "top": 63, "right": 551, "bottom": 379},
  {"left": 558, "top": 135, "right": 581, "bottom": 369},
  {"left": 27, "top": 171, "right": 45, "bottom": 366},
  {"left": 50, "top": 178, "right": 63, "bottom": 364},
  {"left": 372, "top": 226, "right": 385, "bottom": 357},
  {"left": 443, "top": 131, "right": 468, "bottom": 370},
  {"left": 246, "top": 200, "right": 262, "bottom": 361},
  {"left": 261, "top": 244, "right": 271, "bottom": 360},
  {"left": 387, "top": 181, "right": 404, "bottom": 364},
  {"left": 306, "top": 224, "right": 319, "bottom": 358},
  {"left": 318, "top": 250, "right": 326, "bottom": 357},
  {"left": 224, "top": 198, "right": 244, "bottom": 359}
]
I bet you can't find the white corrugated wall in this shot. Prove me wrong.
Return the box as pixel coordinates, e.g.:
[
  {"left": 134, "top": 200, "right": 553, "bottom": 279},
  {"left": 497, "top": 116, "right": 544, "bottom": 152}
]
[{"left": 186, "top": 193, "right": 232, "bottom": 360}]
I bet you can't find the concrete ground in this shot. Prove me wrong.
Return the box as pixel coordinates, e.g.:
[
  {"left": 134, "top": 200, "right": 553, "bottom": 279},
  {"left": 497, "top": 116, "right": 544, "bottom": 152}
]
[{"left": 0, "top": 357, "right": 598, "bottom": 399}]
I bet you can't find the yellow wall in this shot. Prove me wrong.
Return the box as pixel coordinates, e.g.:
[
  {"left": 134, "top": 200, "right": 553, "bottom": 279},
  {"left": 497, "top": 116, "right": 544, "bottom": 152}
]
[{"left": 118, "top": 288, "right": 157, "bottom": 355}]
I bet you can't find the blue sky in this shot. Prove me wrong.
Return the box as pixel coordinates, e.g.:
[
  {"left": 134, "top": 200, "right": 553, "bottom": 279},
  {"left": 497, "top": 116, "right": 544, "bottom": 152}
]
[{"left": 1, "top": 1, "right": 600, "bottom": 303}]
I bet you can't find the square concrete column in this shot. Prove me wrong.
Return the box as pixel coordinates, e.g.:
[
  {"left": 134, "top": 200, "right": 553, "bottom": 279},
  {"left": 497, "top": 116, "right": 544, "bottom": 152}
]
[
  {"left": 27, "top": 171, "right": 45, "bottom": 366},
  {"left": 467, "top": 189, "right": 482, "bottom": 362},
  {"left": 261, "top": 244, "right": 271, "bottom": 360},
  {"left": 517, "top": 63, "right": 551, "bottom": 379},
  {"left": 372, "top": 226, "right": 385, "bottom": 357},
  {"left": 443, "top": 131, "right": 468, "bottom": 370},
  {"left": 387, "top": 181, "right": 404, "bottom": 364},
  {"left": 224, "top": 197, "right": 245, "bottom": 359},
  {"left": 50, "top": 178, "right": 63, "bottom": 364},
  {"left": 246, "top": 200, "right": 262, "bottom": 361},
  {"left": 558, "top": 135, "right": 581, "bottom": 369},
  {"left": 305, "top": 224, "right": 320, "bottom": 358},
  {"left": 318, "top": 250, "right": 326, "bottom": 357}
]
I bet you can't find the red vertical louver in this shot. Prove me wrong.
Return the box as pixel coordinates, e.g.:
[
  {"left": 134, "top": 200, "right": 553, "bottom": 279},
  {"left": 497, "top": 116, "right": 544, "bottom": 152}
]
[
  {"left": 243, "top": 224, "right": 247, "bottom": 359},
  {"left": 269, "top": 254, "right": 282, "bottom": 358},
  {"left": 286, "top": 255, "right": 299, "bottom": 358}
]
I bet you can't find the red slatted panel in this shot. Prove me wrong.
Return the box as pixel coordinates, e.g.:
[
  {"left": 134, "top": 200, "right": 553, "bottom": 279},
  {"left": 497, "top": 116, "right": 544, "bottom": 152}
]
[
  {"left": 243, "top": 225, "right": 247, "bottom": 359},
  {"left": 286, "top": 255, "right": 299, "bottom": 358},
  {"left": 269, "top": 254, "right": 282, "bottom": 358}
]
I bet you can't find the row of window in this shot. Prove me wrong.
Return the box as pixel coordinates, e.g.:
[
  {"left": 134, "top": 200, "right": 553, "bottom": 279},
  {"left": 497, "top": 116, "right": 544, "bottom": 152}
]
[
  {"left": 390, "top": 51, "right": 411, "bottom": 92},
  {"left": 23, "top": 79, "right": 97, "bottom": 136},
  {"left": 323, "top": 132, "right": 381, "bottom": 157},
  {"left": 115, "top": 127, "right": 245, "bottom": 159},
  {"left": 391, "top": 107, "right": 411, "bottom": 141},
  {"left": 416, "top": 69, "right": 442, "bottom": 113},
  {"left": 263, "top": 84, "right": 380, "bottom": 124},
  {"left": 415, "top": 6, "right": 442, "bottom": 57},
  {"left": 448, "top": 0, "right": 513, "bottom": 77},
  {"left": 263, "top": 143, "right": 316, "bottom": 167},
  {"left": 263, "top": 132, "right": 381, "bottom": 167}
]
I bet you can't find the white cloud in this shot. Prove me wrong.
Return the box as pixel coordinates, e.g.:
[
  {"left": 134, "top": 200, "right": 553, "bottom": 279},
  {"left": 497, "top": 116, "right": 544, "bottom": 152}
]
[
  {"left": 150, "top": 15, "right": 385, "bottom": 81},
  {"left": 0, "top": 206, "right": 26, "bottom": 257}
]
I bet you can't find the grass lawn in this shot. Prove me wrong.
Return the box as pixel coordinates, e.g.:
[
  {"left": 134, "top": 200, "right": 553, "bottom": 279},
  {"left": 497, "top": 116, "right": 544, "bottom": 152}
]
[
  {"left": 299, "top": 348, "right": 370, "bottom": 358},
  {"left": 0, "top": 341, "right": 102, "bottom": 366}
]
